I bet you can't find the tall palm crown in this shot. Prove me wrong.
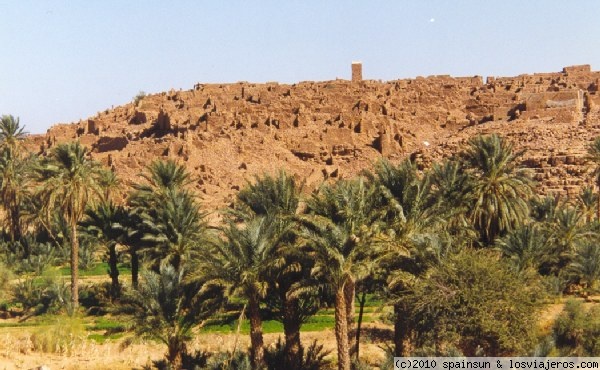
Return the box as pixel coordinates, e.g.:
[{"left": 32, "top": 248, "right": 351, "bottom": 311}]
[
  {"left": 141, "top": 188, "right": 209, "bottom": 271},
  {"left": 38, "top": 142, "right": 103, "bottom": 224},
  {"left": 136, "top": 159, "right": 192, "bottom": 193},
  {"left": 462, "top": 134, "right": 533, "bottom": 246},
  {"left": 303, "top": 178, "right": 383, "bottom": 287},
  {"left": 236, "top": 171, "right": 301, "bottom": 217},
  {"left": 498, "top": 224, "right": 552, "bottom": 273},
  {"left": 128, "top": 159, "right": 200, "bottom": 268},
  {"left": 0, "top": 115, "right": 27, "bottom": 155},
  {"left": 37, "top": 142, "right": 103, "bottom": 309}
]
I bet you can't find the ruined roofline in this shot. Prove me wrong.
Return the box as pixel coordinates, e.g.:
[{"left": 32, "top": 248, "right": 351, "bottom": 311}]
[{"left": 190, "top": 64, "right": 595, "bottom": 89}]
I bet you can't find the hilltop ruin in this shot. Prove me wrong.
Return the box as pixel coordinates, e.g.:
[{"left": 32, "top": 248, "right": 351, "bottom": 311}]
[{"left": 27, "top": 64, "right": 600, "bottom": 209}]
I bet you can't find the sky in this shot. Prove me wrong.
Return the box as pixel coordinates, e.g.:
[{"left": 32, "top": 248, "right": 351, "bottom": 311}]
[{"left": 2, "top": 1, "right": 600, "bottom": 134}]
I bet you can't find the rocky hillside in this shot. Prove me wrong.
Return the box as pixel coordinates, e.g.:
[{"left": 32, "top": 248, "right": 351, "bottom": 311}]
[{"left": 26, "top": 64, "right": 600, "bottom": 210}]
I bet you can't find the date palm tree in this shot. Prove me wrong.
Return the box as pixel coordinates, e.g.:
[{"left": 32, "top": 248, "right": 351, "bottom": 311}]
[
  {"left": 80, "top": 200, "right": 128, "bottom": 299},
  {"left": 370, "top": 159, "right": 446, "bottom": 356},
  {"left": 127, "top": 159, "right": 195, "bottom": 286},
  {"left": 497, "top": 224, "right": 552, "bottom": 273},
  {"left": 236, "top": 171, "right": 314, "bottom": 370},
  {"left": 198, "top": 213, "right": 291, "bottom": 368},
  {"left": 0, "top": 115, "right": 27, "bottom": 155},
  {"left": 123, "top": 264, "right": 221, "bottom": 370},
  {"left": 462, "top": 134, "right": 533, "bottom": 246},
  {"left": 298, "top": 178, "right": 383, "bottom": 370},
  {"left": 37, "top": 142, "right": 103, "bottom": 309},
  {"left": 0, "top": 115, "right": 30, "bottom": 245},
  {"left": 546, "top": 205, "right": 594, "bottom": 274},
  {"left": 140, "top": 188, "right": 209, "bottom": 272},
  {"left": 568, "top": 242, "right": 600, "bottom": 292}
]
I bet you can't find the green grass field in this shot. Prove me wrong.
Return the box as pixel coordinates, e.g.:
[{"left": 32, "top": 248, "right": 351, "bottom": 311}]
[{"left": 58, "top": 262, "right": 132, "bottom": 277}]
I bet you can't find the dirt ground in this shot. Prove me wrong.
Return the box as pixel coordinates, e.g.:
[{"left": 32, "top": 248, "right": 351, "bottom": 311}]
[
  {"left": 0, "top": 324, "right": 389, "bottom": 370},
  {"left": 2, "top": 297, "right": 598, "bottom": 370}
]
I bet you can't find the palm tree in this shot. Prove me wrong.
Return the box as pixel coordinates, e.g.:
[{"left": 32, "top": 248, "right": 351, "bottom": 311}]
[
  {"left": 37, "top": 142, "right": 103, "bottom": 309},
  {"left": 530, "top": 194, "right": 561, "bottom": 223},
  {"left": 0, "top": 115, "right": 30, "bottom": 245},
  {"left": 236, "top": 171, "right": 314, "bottom": 369},
  {"left": 586, "top": 137, "right": 600, "bottom": 220},
  {"left": 133, "top": 159, "right": 192, "bottom": 197},
  {"left": 127, "top": 159, "right": 195, "bottom": 286},
  {"left": 462, "top": 134, "right": 533, "bottom": 246},
  {"left": 198, "top": 214, "right": 290, "bottom": 368},
  {"left": 98, "top": 169, "right": 121, "bottom": 202},
  {"left": 429, "top": 160, "right": 476, "bottom": 242},
  {"left": 0, "top": 115, "right": 27, "bottom": 156},
  {"left": 123, "top": 264, "right": 221, "bottom": 370},
  {"left": 80, "top": 200, "right": 128, "bottom": 299},
  {"left": 577, "top": 186, "right": 597, "bottom": 223},
  {"left": 140, "top": 188, "right": 209, "bottom": 272},
  {"left": 497, "top": 224, "right": 552, "bottom": 273},
  {"left": 298, "top": 178, "right": 383, "bottom": 370},
  {"left": 568, "top": 243, "right": 600, "bottom": 292},
  {"left": 546, "top": 205, "right": 594, "bottom": 275},
  {"left": 370, "top": 159, "right": 446, "bottom": 356}
]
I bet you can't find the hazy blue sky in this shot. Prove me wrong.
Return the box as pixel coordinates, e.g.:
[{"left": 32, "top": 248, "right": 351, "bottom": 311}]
[{"left": 2, "top": 1, "right": 600, "bottom": 133}]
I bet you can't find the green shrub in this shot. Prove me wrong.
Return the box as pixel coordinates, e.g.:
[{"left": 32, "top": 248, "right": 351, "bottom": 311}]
[
  {"left": 78, "top": 237, "right": 98, "bottom": 270},
  {"left": 78, "top": 282, "right": 111, "bottom": 314},
  {"left": 149, "top": 350, "right": 209, "bottom": 370},
  {"left": 553, "top": 300, "right": 600, "bottom": 355},
  {"left": 264, "top": 337, "right": 331, "bottom": 370},
  {"left": 0, "top": 262, "right": 12, "bottom": 301},
  {"left": 12, "top": 271, "right": 71, "bottom": 315},
  {"left": 30, "top": 316, "right": 86, "bottom": 355},
  {"left": 410, "top": 249, "right": 542, "bottom": 356}
]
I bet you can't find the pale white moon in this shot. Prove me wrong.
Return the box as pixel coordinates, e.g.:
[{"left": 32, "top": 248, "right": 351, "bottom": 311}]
[{"left": 430, "top": 18, "right": 435, "bottom": 23}]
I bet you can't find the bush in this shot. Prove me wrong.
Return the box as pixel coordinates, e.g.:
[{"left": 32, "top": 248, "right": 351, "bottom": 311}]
[
  {"left": 30, "top": 316, "right": 86, "bottom": 355},
  {"left": 410, "top": 249, "right": 542, "bottom": 356},
  {"left": 12, "top": 271, "right": 71, "bottom": 315},
  {"left": 264, "top": 338, "right": 331, "bottom": 370},
  {"left": 553, "top": 299, "right": 600, "bottom": 355},
  {"left": 78, "top": 282, "right": 111, "bottom": 314},
  {"left": 20, "top": 241, "right": 57, "bottom": 275},
  {"left": 0, "top": 262, "right": 12, "bottom": 301},
  {"left": 204, "top": 350, "right": 252, "bottom": 370},
  {"left": 78, "top": 237, "right": 98, "bottom": 270},
  {"left": 149, "top": 350, "right": 209, "bottom": 370}
]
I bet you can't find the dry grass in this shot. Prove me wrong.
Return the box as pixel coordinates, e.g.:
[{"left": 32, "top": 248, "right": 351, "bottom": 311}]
[
  {"left": 4, "top": 298, "right": 599, "bottom": 369},
  {"left": 0, "top": 323, "right": 390, "bottom": 369}
]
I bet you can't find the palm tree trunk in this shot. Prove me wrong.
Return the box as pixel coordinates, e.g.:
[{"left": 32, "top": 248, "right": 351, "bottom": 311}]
[
  {"left": 596, "top": 177, "right": 600, "bottom": 221},
  {"left": 248, "top": 292, "right": 265, "bottom": 368},
  {"left": 108, "top": 243, "right": 120, "bottom": 299},
  {"left": 344, "top": 276, "right": 356, "bottom": 355},
  {"left": 355, "top": 290, "right": 367, "bottom": 361},
  {"left": 283, "top": 296, "right": 303, "bottom": 370},
  {"left": 167, "top": 337, "right": 186, "bottom": 370},
  {"left": 70, "top": 222, "right": 79, "bottom": 310},
  {"left": 131, "top": 248, "right": 139, "bottom": 288},
  {"left": 335, "top": 286, "right": 351, "bottom": 370},
  {"left": 393, "top": 303, "right": 411, "bottom": 356}
]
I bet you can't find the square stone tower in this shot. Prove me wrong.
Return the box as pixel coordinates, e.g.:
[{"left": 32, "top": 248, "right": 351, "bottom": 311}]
[{"left": 352, "top": 61, "right": 362, "bottom": 82}]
